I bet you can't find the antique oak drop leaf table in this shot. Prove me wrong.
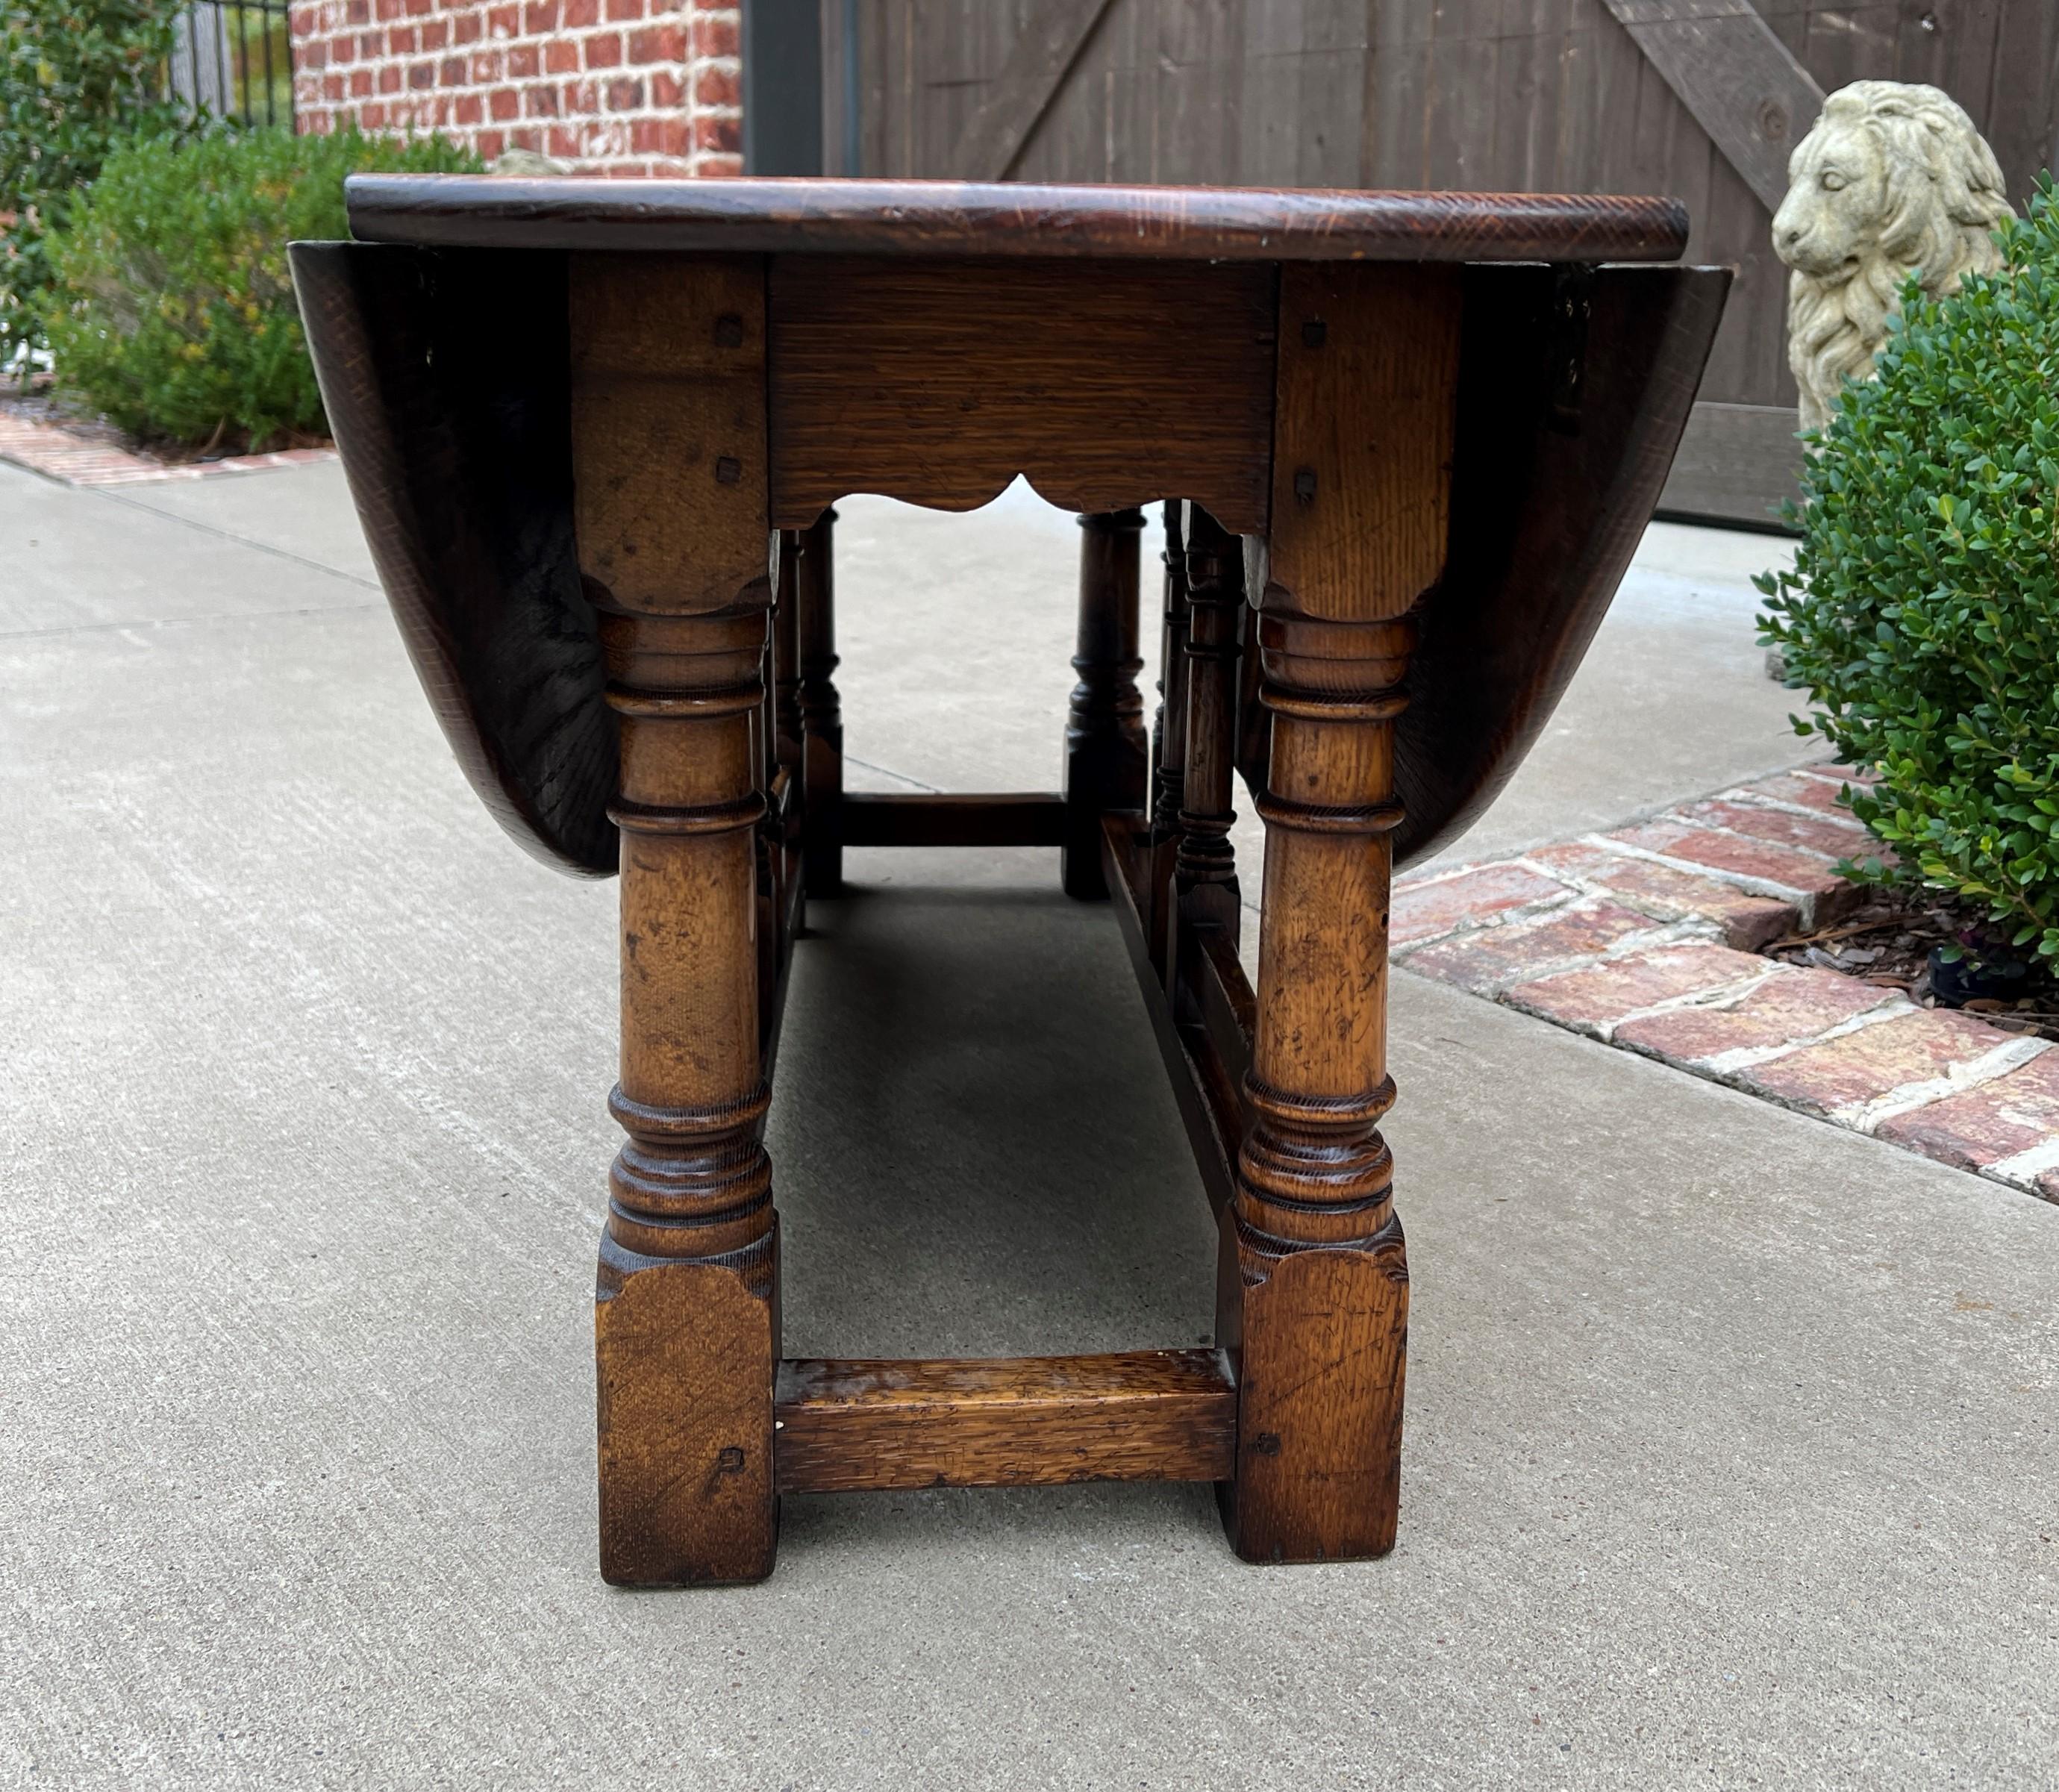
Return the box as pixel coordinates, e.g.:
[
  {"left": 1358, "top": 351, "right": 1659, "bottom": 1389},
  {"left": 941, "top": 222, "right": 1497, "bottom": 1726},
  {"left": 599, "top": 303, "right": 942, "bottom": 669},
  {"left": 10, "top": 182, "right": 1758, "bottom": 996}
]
[{"left": 293, "top": 176, "right": 1726, "bottom": 1585}]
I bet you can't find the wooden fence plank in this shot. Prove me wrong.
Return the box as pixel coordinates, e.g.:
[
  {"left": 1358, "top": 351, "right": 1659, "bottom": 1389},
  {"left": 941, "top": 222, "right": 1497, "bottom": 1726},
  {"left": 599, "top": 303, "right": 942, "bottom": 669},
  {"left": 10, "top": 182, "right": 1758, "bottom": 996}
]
[
  {"left": 1599, "top": 0, "right": 1825, "bottom": 213},
  {"left": 1987, "top": 0, "right": 2059, "bottom": 210},
  {"left": 1657, "top": 400, "right": 1805, "bottom": 524},
  {"left": 949, "top": 0, "right": 1122, "bottom": 178}
]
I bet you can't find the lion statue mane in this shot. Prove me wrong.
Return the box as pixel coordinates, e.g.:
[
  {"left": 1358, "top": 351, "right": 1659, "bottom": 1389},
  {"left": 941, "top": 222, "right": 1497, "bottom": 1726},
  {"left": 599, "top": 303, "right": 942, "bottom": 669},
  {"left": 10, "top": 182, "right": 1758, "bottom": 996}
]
[{"left": 1773, "top": 80, "right": 2011, "bottom": 432}]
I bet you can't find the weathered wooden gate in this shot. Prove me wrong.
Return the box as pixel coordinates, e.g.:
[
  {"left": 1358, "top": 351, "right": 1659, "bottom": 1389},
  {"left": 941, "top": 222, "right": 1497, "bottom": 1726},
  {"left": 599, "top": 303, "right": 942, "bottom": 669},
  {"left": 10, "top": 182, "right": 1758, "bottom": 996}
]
[{"left": 813, "top": 1, "right": 2059, "bottom": 526}]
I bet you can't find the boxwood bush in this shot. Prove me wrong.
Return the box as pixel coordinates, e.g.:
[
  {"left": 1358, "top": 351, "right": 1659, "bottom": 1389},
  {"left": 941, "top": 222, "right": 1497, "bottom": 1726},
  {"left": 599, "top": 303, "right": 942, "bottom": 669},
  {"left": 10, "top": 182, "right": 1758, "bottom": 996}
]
[
  {"left": 40, "top": 125, "right": 475, "bottom": 451},
  {"left": 1758, "top": 175, "right": 2059, "bottom": 964},
  {"left": 0, "top": 0, "right": 192, "bottom": 374}
]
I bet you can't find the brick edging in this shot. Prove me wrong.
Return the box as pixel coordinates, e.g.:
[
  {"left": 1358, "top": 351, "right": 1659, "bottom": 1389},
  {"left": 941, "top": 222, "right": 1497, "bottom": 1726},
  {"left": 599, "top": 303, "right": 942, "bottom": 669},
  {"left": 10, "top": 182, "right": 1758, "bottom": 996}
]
[
  {"left": 1395, "top": 763, "right": 2059, "bottom": 1205},
  {"left": 0, "top": 411, "right": 337, "bottom": 488}
]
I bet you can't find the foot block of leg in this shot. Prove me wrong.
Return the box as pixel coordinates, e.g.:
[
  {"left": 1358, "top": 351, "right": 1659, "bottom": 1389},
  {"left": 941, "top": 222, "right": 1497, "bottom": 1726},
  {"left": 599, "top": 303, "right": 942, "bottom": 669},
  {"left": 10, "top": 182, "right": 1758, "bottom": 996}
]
[
  {"left": 596, "top": 1254, "right": 778, "bottom": 1586},
  {"left": 1218, "top": 1237, "right": 1409, "bottom": 1564}
]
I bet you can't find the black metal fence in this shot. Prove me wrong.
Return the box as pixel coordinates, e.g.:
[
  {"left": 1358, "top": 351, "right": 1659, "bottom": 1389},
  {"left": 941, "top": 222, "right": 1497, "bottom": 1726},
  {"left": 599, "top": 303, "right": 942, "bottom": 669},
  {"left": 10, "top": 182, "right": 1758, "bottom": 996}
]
[{"left": 169, "top": 0, "right": 296, "bottom": 130}]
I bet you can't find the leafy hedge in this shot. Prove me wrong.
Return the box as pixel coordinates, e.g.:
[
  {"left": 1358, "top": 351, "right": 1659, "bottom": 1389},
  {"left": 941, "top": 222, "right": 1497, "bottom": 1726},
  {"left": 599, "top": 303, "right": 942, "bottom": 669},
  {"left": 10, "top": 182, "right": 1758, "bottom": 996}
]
[
  {"left": 0, "top": 0, "right": 192, "bottom": 372},
  {"left": 41, "top": 125, "right": 475, "bottom": 450},
  {"left": 1758, "top": 175, "right": 2059, "bottom": 963}
]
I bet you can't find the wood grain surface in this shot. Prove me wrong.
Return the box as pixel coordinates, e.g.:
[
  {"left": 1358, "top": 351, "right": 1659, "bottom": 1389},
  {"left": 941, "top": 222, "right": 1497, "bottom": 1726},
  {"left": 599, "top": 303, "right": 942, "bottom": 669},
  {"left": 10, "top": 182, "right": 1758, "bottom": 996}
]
[
  {"left": 1392, "top": 262, "right": 1731, "bottom": 867},
  {"left": 840, "top": 792, "right": 1068, "bottom": 848},
  {"left": 287, "top": 242, "right": 617, "bottom": 874},
  {"left": 1103, "top": 814, "right": 1248, "bottom": 1224},
  {"left": 766, "top": 256, "right": 1277, "bottom": 528},
  {"left": 1211, "top": 261, "right": 1461, "bottom": 1561},
  {"left": 596, "top": 1258, "right": 778, "bottom": 1586},
  {"left": 570, "top": 254, "right": 769, "bottom": 616},
  {"left": 1226, "top": 1246, "right": 1410, "bottom": 1564},
  {"left": 827, "top": 1, "right": 2052, "bottom": 529},
  {"left": 1167, "top": 504, "right": 1245, "bottom": 964},
  {"left": 297, "top": 245, "right": 1726, "bottom": 887},
  {"left": 1263, "top": 263, "right": 1463, "bottom": 625},
  {"left": 346, "top": 174, "right": 1690, "bottom": 264},
  {"left": 775, "top": 1351, "right": 1237, "bottom": 1493}
]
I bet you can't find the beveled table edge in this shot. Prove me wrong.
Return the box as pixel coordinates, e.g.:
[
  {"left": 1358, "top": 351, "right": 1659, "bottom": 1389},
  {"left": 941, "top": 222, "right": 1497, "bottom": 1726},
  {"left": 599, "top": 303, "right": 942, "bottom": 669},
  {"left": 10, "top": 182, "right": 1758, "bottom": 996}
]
[{"left": 343, "top": 175, "right": 1690, "bottom": 263}]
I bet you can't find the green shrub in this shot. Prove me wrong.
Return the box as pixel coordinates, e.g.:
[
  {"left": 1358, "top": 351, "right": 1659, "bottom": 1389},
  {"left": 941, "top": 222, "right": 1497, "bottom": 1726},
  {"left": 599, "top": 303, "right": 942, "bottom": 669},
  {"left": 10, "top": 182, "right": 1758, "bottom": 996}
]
[
  {"left": 1758, "top": 175, "right": 2059, "bottom": 962},
  {"left": 0, "top": 0, "right": 193, "bottom": 372},
  {"left": 41, "top": 125, "right": 477, "bottom": 450}
]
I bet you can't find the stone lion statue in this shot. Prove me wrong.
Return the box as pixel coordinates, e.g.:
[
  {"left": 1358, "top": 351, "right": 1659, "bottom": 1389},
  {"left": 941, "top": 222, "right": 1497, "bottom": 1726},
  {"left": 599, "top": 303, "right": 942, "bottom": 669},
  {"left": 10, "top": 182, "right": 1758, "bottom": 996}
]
[{"left": 1773, "top": 80, "right": 2011, "bottom": 433}]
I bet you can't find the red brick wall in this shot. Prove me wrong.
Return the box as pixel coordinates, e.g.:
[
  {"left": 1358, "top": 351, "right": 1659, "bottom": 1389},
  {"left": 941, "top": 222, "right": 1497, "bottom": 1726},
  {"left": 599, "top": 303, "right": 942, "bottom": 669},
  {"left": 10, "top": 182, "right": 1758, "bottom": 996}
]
[{"left": 289, "top": 0, "right": 741, "bottom": 177}]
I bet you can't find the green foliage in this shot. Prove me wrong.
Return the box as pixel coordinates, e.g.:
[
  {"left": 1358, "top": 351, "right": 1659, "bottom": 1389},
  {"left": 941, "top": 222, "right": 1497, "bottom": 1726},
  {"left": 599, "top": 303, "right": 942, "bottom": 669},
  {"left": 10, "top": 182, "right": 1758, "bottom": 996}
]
[
  {"left": 0, "top": 0, "right": 193, "bottom": 371},
  {"left": 40, "top": 125, "right": 476, "bottom": 450},
  {"left": 1758, "top": 175, "right": 2059, "bottom": 961}
]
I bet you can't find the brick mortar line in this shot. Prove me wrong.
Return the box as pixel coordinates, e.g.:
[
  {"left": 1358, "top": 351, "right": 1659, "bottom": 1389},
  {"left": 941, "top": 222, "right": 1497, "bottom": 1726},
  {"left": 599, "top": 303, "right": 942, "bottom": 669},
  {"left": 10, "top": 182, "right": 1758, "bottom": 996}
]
[
  {"left": 1569, "top": 831, "right": 1822, "bottom": 908},
  {"left": 1671, "top": 827, "right": 1843, "bottom": 868},
  {"left": 1393, "top": 878, "right": 1581, "bottom": 952},
  {"left": 1631, "top": 819, "right": 1847, "bottom": 869},
  {"left": 1393, "top": 828, "right": 1819, "bottom": 953},
  {"left": 1578, "top": 964, "right": 1785, "bottom": 1040},
  {"left": 1713, "top": 786, "right": 1873, "bottom": 828},
  {"left": 1509, "top": 964, "right": 1917, "bottom": 1063},
  {"left": 1399, "top": 914, "right": 1718, "bottom": 998},
  {"left": 1837, "top": 1036, "right": 2052, "bottom": 1133},
  {"left": 1581, "top": 999, "right": 2034, "bottom": 1138},
  {"left": 1396, "top": 861, "right": 1484, "bottom": 892},
  {"left": 1422, "top": 949, "right": 2059, "bottom": 1203},
  {"left": 1694, "top": 993, "right": 1916, "bottom": 1074},
  {"left": 1507, "top": 852, "right": 1769, "bottom": 937},
  {"left": 1392, "top": 757, "right": 1857, "bottom": 887},
  {"left": 1389, "top": 760, "right": 2052, "bottom": 1206},
  {"left": 1466, "top": 951, "right": 2051, "bottom": 1181},
  {"left": 1984, "top": 1131, "right": 2059, "bottom": 1184},
  {"left": 293, "top": 0, "right": 742, "bottom": 173}
]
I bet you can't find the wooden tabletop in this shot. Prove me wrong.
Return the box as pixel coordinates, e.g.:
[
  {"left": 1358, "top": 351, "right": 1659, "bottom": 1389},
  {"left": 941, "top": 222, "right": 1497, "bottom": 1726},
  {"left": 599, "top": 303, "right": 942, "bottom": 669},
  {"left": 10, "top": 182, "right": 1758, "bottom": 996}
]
[{"left": 344, "top": 175, "right": 1689, "bottom": 263}]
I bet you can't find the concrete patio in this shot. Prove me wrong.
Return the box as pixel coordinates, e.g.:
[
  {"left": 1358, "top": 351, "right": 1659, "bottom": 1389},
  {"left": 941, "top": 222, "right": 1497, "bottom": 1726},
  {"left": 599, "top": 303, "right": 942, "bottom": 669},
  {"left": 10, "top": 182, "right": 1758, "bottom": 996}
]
[{"left": 3, "top": 460, "right": 2055, "bottom": 1788}]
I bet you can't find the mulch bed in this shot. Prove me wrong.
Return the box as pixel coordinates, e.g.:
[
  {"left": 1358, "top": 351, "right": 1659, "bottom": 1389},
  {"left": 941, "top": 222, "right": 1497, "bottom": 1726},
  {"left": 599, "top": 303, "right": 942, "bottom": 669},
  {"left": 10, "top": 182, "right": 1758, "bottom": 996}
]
[{"left": 1761, "top": 886, "right": 2059, "bottom": 1041}]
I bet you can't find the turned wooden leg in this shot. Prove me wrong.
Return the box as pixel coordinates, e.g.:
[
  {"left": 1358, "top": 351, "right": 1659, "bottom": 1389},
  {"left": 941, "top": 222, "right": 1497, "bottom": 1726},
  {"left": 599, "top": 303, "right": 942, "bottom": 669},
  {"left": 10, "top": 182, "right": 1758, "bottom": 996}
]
[
  {"left": 757, "top": 532, "right": 802, "bottom": 1008},
  {"left": 1063, "top": 508, "right": 1149, "bottom": 899},
  {"left": 596, "top": 609, "right": 778, "bottom": 1587},
  {"left": 1219, "top": 261, "right": 1462, "bottom": 1564},
  {"left": 1149, "top": 501, "right": 1190, "bottom": 837},
  {"left": 568, "top": 252, "right": 782, "bottom": 1587},
  {"left": 1146, "top": 500, "right": 1191, "bottom": 964},
  {"left": 796, "top": 508, "right": 843, "bottom": 898},
  {"left": 1164, "top": 504, "right": 1243, "bottom": 984},
  {"left": 1218, "top": 614, "right": 1415, "bottom": 1563},
  {"left": 771, "top": 530, "right": 804, "bottom": 778}
]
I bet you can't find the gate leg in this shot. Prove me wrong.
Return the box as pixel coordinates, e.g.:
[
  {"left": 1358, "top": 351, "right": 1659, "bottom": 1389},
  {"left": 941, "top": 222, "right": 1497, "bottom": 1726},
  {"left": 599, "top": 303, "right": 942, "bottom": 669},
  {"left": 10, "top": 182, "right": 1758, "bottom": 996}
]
[
  {"left": 797, "top": 508, "right": 843, "bottom": 899},
  {"left": 1063, "top": 508, "right": 1149, "bottom": 899}
]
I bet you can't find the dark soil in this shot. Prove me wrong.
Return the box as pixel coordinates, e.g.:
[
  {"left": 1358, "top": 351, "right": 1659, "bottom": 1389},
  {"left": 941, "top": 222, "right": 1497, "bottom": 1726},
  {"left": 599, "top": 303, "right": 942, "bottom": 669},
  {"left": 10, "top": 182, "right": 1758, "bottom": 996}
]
[{"left": 1760, "top": 884, "right": 2059, "bottom": 1040}]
